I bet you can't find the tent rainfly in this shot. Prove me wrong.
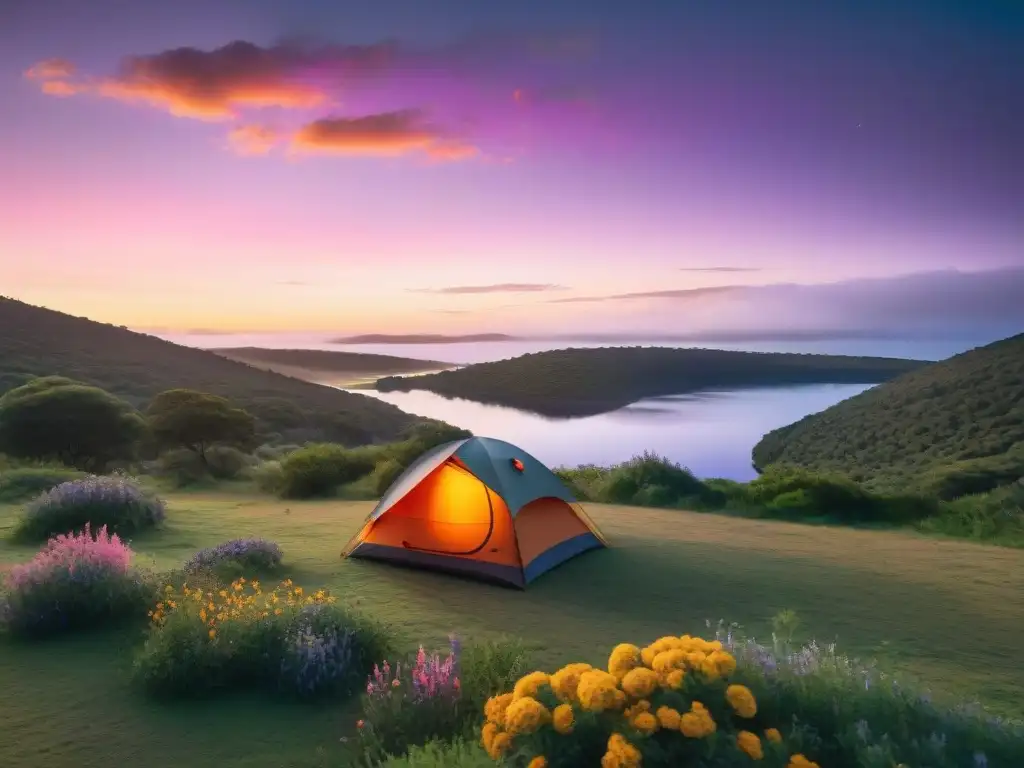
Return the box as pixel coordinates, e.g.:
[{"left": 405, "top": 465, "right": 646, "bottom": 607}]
[{"left": 343, "top": 436, "right": 607, "bottom": 588}]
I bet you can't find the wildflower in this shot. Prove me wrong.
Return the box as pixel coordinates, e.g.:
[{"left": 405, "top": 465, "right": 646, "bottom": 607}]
[
  {"left": 208, "top": 628, "right": 216, "bottom": 639},
  {"left": 485, "top": 693, "right": 514, "bottom": 725},
  {"left": 504, "top": 696, "right": 551, "bottom": 736},
  {"left": 632, "top": 711, "right": 658, "bottom": 735},
  {"left": 665, "top": 669, "right": 685, "bottom": 689},
  {"left": 577, "top": 669, "right": 620, "bottom": 712},
  {"left": 621, "top": 667, "right": 659, "bottom": 699},
  {"left": 552, "top": 703, "right": 575, "bottom": 734},
  {"left": 527, "top": 757, "right": 548, "bottom": 768},
  {"left": 513, "top": 671, "right": 550, "bottom": 700},
  {"left": 726, "top": 684, "right": 758, "bottom": 718},
  {"left": 787, "top": 755, "right": 820, "bottom": 768},
  {"left": 487, "top": 732, "right": 511, "bottom": 759},
  {"left": 765, "top": 728, "right": 782, "bottom": 743},
  {"left": 550, "top": 662, "right": 593, "bottom": 701},
  {"left": 737, "top": 730, "right": 763, "bottom": 760},
  {"left": 480, "top": 722, "right": 499, "bottom": 751},
  {"left": 608, "top": 643, "right": 642, "bottom": 681},
  {"left": 356, "top": 719, "right": 364, "bottom": 729},
  {"left": 680, "top": 701, "right": 716, "bottom": 738},
  {"left": 602, "top": 733, "right": 641, "bottom": 768},
  {"left": 656, "top": 705, "right": 681, "bottom": 730}
]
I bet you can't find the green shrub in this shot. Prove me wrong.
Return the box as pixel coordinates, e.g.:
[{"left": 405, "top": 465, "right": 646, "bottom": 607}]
[
  {"left": 922, "top": 481, "right": 1024, "bottom": 545},
  {"left": 13, "top": 474, "right": 166, "bottom": 542},
  {"left": 371, "top": 458, "right": 406, "bottom": 496},
  {"left": 0, "top": 465, "right": 85, "bottom": 503},
  {"left": 919, "top": 453, "right": 1024, "bottom": 500},
  {"left": 553, "top": 465, "right": 605, "bottom": 501},
  {"left": 133, "top": 577, "right": 394, "bottom": 699},
  {"left": 252, "top": 460, "right": 285, "bottom": 494},
  {"left": 375, "top": 739, "right": 497, "bottom": 768},
  {"left": 601, "top": 452, "right": 722, "bottom": 508},
  {"left": 254, "top": 443, "right": 301, "bottom": 461},
  {"left": 156, "top": 448, "right": 209, "bottom": 487},
  {"left": 356, "top": 637, "right": 527, "bottom": 765},
  {"left": 278, "top": 443, "right": 378, "bottom": 498},
  {"left": 205, "top": 445, "right": 255, "bottom": 480}
]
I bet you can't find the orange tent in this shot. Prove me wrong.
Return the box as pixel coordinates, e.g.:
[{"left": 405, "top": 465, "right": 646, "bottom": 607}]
[{"left": 343, "top": 437, "right": 607, "bottom": 588}]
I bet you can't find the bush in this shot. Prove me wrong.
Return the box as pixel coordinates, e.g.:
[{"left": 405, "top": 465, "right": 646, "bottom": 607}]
[
  {"left": 278, "top": 443, "right": 378, "bottom": 498},
  {"left": 0, "top": 466, "right": 85, "bottom": 503},
  {"left": 254, "top": 443, "right": 301, "bottom": 461},
  {"left": 183, "top": 538, "right": 284, "bottom": 578},
  {"left": 593, "top": 453, "right": 724, "bottom": 509},
  {"left": 371, "top": 458, "right": 406, "bottom": 496},
  {"left": 205, "top": 445, "right": 256, "bottom": 480},
  {"left": 12, "top": 474, "right": 166, "bottom": 542},
  {"left": 0, "top": 524, "right": 157, "bottom": 638},
  {"left": 356, "top": 636, "right": 527, "bottom": 765},
  {"left": 923, "top": 481, "right": 1024, "bottom": 545},
  {"left": 376, "top": 739, "right": 496, "bottom": 768},
  {"left": 475, "top": 625, "right": 1024, "bottom": 768},
  {"left": 133, "top": 577, "right": 393, "bottom": 700},
  {"left": 252, "top": 460, "right": 285, "bottom": 494},
  {"left": 156, "top": 448, "right": 209, "bottom": 487}
]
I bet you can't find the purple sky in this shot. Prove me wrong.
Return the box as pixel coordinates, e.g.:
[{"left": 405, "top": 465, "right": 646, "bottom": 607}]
[{"left": 2, "top": 0, "right": 1022, "bottom": 336}]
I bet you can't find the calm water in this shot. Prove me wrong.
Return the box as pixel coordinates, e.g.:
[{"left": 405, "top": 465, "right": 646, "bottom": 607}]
[{"left": 348, "top": 384, "right": 874, "bottom": 481}]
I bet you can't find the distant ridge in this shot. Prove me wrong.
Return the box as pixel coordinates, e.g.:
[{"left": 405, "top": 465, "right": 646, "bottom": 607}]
[{"left": 332, "top": 333, "right": 517, "bottom": 344}]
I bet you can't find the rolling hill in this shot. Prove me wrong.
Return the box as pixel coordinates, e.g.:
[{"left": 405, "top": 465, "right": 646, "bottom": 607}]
[
  {"left": 0, "top": 298, "right": 427, "bottom": 445},
  {"left": 374, "top": 346, "right": 928, "bottom": 417},
  {"left": 211, "top": 347, "right": 452, "bottom": 384},
  {"left": 752, "top": 333, "right": 1024, "bottom": 495}
]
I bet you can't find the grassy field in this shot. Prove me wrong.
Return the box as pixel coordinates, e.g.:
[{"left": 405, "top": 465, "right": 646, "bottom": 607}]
[{"left": 2, "top": 492, "right": 1023, "bottom": 768}]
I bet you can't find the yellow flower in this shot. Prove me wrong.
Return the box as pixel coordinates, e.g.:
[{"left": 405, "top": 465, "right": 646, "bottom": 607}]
[
  {"left": 632, "top": 711, "right": 658, "bottom": 735},
  {"left": 665, "top": 669, "right": 685, "bottom": 689},
  {"left": 655, "top": 706, "right": 681, "bottom": 730},
  {"left": 480, "top": 722, "right": 498, "bottom": 751},
  {"left": 576, "top": 669, "right": 620, "bottom": 712},
  {"left": 526, "top": 757, "right": 547, "bottom": 768},
  {"left": 726, "top": 684, "right": 758, "bottom": 718},
  {"left": 787, "top": 756, "right": 820, "bottom": 768},
  {"left": 679, "top": 701, "right": 716, "bottom": 739},
  {"left": 513, "top": 671, "right": 550, "bottom": 700},
  {"left": 199, "top": 609, "right": 207, "bottom": 622},
  {"left": 765, "top": 728, "right": 782, "bottom": 744},
  {"left": 608, "top": 643, "right": 642, "bottom": 681},
  {"left": 294, "top": 587, "right": 303, "bottom": 596},
  {"left": 218, "top": 590, "right": 228, "bottom": 598},
  {"left": 274, "top": 608, "right": 283, "bottom": 616},
  {"left": 504, "top": 696, "right": 551, "bottom": 736},
  {"left": 651, "top": 648, "right": 688, "bottom": 674},
  {"left": 208, "top": 629, "right": 217, "bottom": 639},
  {"left": 621, "top": 667, "right": 659, "bottom": 699},
  {"left": 603, "top": 733, "right": 642, "bottom": 768},
  {"left": 552, "top": 703, "right": 575, "bottom": 734},
  {"left": 640, "top": 636, "right": 683, "bottom": 668},
  {"left": 164, "top": 585, "right": 173, "bottom": 593},
  {"left": 484, "top": 693, "right": 514, "bottom": 725},
  {"left": 487, "top": 732, "right": 511, "bottom": 759},
  {"left": 709, "top": 649, "right": 737, "bottom": 676},
  {"left": 700, "top": 657, "right": 722, "bottom": 681},
  {"left": 250, "top": 580, "right": 260, "bottom": 591},
  {"left": 737, "top": 730, "right": 763, "bottom": 760},
  {"left": 549, "top": 663, "right": 593, "bottom": 701}
]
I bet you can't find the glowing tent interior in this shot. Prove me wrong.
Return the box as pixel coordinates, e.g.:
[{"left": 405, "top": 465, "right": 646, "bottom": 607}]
[{"left": 343, "top": 436, "right": 607, "bottom": 588}]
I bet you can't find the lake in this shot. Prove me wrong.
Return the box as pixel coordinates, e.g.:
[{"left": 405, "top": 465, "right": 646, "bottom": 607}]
[{"left": 348, "top": 384, "right": 874, "bottom": 481}]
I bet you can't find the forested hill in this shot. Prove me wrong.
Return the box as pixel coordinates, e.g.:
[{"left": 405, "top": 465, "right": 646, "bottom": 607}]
[
  {"left": 752, "top": 333, "right": 1024, "bottom": 495},
  {"left": 374, "top": 346, "right": 927, "bottom": 417},
  {"left": 0, "top": 297, "right": 426, "bottom": 444}
]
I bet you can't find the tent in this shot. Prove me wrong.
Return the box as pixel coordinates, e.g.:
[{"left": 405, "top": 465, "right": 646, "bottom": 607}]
[{"left": 343, "top": 436, "right": 607, "bottom": 588}]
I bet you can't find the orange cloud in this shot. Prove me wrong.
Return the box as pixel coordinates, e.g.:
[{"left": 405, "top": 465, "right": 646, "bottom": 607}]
[
  {"left": 290, "top": 110, "right": 478, "bottom": 161},
  {"left": 40, "top": 80, "right": 85, "bottom": 97},
  {"left": 24, "top": 58, "right": 76, "bottom": 80},
  {"left": 227, "top": 124, "right": 281, "bottom": 155}
]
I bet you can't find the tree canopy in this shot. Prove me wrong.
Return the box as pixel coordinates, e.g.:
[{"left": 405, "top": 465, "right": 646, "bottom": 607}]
[
  {"left": 0, "top": 376, "right": 147, "bottom": 471},
  {"left": 147, "top": 389, "right": 257, "bottom": 461}
]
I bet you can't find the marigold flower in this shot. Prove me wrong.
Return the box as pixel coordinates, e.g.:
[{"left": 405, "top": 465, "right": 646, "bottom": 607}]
[
  {"left": 208, "top": 629, "right": 216, "bottom": 639},
  {"left": 526, "top": 757, "right": 548, "bottom": 768},
  {"left": 513, "top": 671, "right": 550, "bottom": 700},
  {"left": 602, "top": 733, "right": 642, "bottom": 768},
  {"left": 480, "top": 722, "right": 498, "bottom": 751},
  {"left": 765, "top": 727, "right": 782, "bottom": 744},
  {"left": 787, "top": 756, "right": 820, "bottom": 768},
  {"left": 726, "top": 684, "right": 758, "bottom": 718},
  {"left": 632, "top": 711, "right": 658, "bottom": 735},
  {"left": 709, "top": 649, "right": 737, "bottom": 676},
  {"left": 487, "top": 732, "right": 511, "bottom": 759},
  {"left": 656, "top": 705, "right": 681, "bottom": 730},
  {"left": 608, "top": 643, "right": 642, "bottom": 681},
  {"left": 680, "top": 700, "right": 716, "bottom": 738},
  {"left": 665, "top": 669, "right": 685, "bottom": 689},
  {"left": 550, "top": 662, "right": 592, "bottom": 701},
  {"left": 576, "top": 669, "right": 620, "bottom": 712},
  {"left": 484, "top": 693, "right": 514, "bottom": 725},
  {"left": 621, "top": 667, "right": 659, "bottom": 699},
  {"left": 737, "top": 730, "right": 763, "bottom": 760},
  {"left": 552, "top": 703, "right": 575, "bottom": 734},
  {"left": 504, "top": 696, "right": 551, "bottom": 736}
]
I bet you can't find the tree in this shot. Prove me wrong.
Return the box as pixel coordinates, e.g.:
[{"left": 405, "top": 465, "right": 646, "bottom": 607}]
[
  {"left": 0, "top": 377, "right": 147, "bottom": 471},
  {"left": 146, "top": 389, "right": 256, "bottom": 464}
]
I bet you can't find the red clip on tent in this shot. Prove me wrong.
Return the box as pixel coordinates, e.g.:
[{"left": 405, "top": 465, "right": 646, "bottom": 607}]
[{"left": 343, "top": 436, "right": 607, "bottom": 588}]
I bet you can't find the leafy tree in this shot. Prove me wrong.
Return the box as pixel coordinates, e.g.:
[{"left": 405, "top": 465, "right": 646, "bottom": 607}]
[
  {"left": 146, "top": 389, "right": 256, "bottom": 465},
  {"left": 0, "top": 377, "right": 146, "bottom": 471}
]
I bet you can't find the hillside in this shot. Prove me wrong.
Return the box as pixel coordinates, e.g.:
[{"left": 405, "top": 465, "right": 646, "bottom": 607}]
[
  {"left": 331, "top": 333, "right": 515, "bottom": 344},
  {"left": 374, "top": 346, "right": 928, "bottom": 417},
  {"left": 752, "top": 333, "right": 1024, "bottom": 495},
  {"left": 0, "top": 298, "right": 426, "bottom": 445},
  {"left": 211, "top": 347, "right": 452, "bottom": 385}
]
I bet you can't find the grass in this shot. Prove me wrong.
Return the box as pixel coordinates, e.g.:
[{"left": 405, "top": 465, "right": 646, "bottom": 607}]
[
  {"left": 0, "top": 297, "right": 426, "bottom": 444},
  {"left": 374, "top": 346, "right": 927, "bottom": 417},
  {"left": 2, "top": 491, "right": 1023, "bottom": 768}
]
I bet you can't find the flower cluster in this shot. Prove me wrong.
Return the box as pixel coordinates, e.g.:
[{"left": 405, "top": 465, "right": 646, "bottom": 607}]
[
  {"left": 279, "top": 603, "right": 356, "bottom": 697},
  {"left": 149, "top": 577, "right": 335, "bottom": 636},
  {"left": 1, "top": 524, "right": 154, "bottom": 637},
  {"left": 183, "top": 538, "right": 283, "bottom": 574},
  {"left": 16, "top": 474, "right": 166, "bottom": 541},
  {"left": 480, "top": 634, "right": 821, "bottom": 768}
]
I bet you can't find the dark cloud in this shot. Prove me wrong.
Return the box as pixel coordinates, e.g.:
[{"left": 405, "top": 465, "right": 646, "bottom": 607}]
[
  {"left": 414, "top": 283, "right": 568, "bottom": 295},
  {"left": 547, "top": 285, "right": 741, "bottom": 304},
  {"left": 289, "top": 110, "right": 478, "bottom": 160}
]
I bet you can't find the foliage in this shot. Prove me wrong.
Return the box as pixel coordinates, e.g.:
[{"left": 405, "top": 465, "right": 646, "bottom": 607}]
[
  {"left": 0, "top": 524, "right": 157, "bottom": 638},
  {"left": 752, "top": 333, "right": 1024, "bottom": 493},
  {"left": 146, "top": 389, "right": 257, "bottom": 463},
  {"left": 356, "top": 636, "right": 528, "bottom": 765},
  {"left": 0, "top": 465, "right": 85, "bottom": 503},
  {"left": 183, "top": 538, "right": 284, "bottom": 578},
  {"left": 252, "top": 459, "right": 286, "bottom": 494},
  {"left": 132, "top": 577, "right": 393, "bottom": 700},
  {"left": 920, "top": 481, "right": 1024, "bottom": 545},
  {"left": 371, "top": 458, "right": 406, "bottom": 495},
  {"left": 381, "top": 421, "right": 475, "bottom": 469},
  {"left": 12, "top": 474, "right": 166, "bottom": 542},
  {"left": 0, "top": 296, "right": 427, "bottom": 444},
  {"left": 0, "top": 376, "right": 147, "bottom": 471},
  {"left": 375, "top": 347, "right": 925, "bottom": 417},
  {"left": 601, "top": 453, "right": 725, "bottom": 508},
  {"left": 277, "top": 443, "right": 379, "bottom": 498},
  {"left": 156, "top": 445, "right": 255, "bottom": 486},
  {"left": 374, "top": 739, "right": 498, "bottom": 768},
  {"left": 477, "top": 622, "right": 1024, "bottom": 768}
]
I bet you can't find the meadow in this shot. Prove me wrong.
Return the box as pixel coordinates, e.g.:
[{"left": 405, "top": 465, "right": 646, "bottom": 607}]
[{"left": 2, "top": 489, "right": 1023, "bottom": 768}]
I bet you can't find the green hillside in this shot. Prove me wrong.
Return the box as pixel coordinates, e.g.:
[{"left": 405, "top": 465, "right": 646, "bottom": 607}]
[
  {"left": 376, "top": 346, "right": 928, "bottom": 417},
  {"left": 752, "top": 333, "right": 1024, "bottom": 496},
  {"left": 0, "top": 298, "right": 425, "bottom": 445}
]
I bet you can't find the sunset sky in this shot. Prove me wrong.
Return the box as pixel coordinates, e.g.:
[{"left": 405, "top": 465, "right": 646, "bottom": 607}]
[{"left": 3, "top": 0, "right": 1022, "bottom": 336}]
